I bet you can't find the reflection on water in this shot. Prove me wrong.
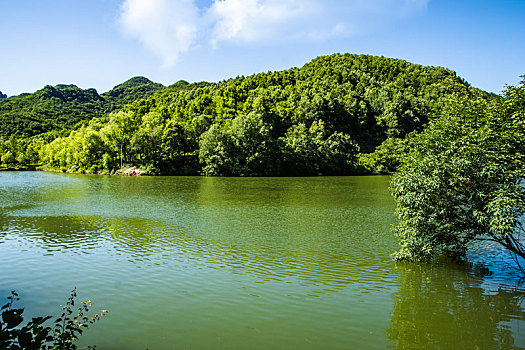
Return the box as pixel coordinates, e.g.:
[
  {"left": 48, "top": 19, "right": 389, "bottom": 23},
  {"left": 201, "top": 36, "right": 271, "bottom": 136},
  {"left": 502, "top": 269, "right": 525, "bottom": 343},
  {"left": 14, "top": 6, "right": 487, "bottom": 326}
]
[
  {"left": 388, "top": 262, "right": 525, "bottom": 349},
  {"left": 0, "top": 172, "right": 524, "bottom": 349}
]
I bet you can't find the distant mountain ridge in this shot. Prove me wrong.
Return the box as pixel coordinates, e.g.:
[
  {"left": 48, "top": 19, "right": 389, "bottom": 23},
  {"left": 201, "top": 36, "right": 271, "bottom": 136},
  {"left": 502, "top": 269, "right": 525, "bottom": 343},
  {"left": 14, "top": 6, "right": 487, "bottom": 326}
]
[
  {"left": 0, "top": 76, "right": 165, "bottom": 137},
  {"left": 101, "top": 77, "right": 164, "bottom": 111}
]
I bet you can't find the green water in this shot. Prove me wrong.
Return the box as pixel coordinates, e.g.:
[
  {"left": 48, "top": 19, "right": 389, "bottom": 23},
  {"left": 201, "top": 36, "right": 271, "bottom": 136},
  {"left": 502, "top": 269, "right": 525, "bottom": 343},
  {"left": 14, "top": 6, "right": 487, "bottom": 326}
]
[{"left": 0, "top": 172, "right": 523, "bottom": 349}]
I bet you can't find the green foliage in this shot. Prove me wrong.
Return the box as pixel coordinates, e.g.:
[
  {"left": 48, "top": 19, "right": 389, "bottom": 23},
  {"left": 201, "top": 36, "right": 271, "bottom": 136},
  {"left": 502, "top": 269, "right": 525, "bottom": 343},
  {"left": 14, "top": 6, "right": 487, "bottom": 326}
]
[
  {"left": 199, "top": 113, "right": 278, "bottom": 176},
  {"left": 359, "top": 137, "right": 411, "bottom": 174},
  {"left": 0, "top": 291, "right": 51, "bottom": 350},
  {"left": 0, "top": 288, "right": 106, "bottom": 349},
  {"left": 101, "top": 76, "right": 164, "bottom": 112},
  {"left": 0, "top": 77, "right": 164, "bottom": 139},
  {"left": 1, "top": 150, "right": 15, "bottom": 166},
  {"left": 391, "top": 78, "right": 525, "bottom": 266},
  {"left": 0, "top": 135, "right": 42, "bottom": 169},
  {"left": 0, "top": 85, "right": 105, "bottom": 138},
  {"left": 280, "top": 120, "right": 359, "bottom": 175},
  {"left": 29, "top": 53, "right": 490, "bottom": 176}
]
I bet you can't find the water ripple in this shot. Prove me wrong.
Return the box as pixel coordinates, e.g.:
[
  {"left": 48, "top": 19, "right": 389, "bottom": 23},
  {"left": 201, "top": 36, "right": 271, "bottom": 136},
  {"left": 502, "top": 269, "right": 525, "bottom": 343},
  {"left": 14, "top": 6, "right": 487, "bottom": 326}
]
[{"left": 1, "top": 172, "right": 524, "bottom": 350}]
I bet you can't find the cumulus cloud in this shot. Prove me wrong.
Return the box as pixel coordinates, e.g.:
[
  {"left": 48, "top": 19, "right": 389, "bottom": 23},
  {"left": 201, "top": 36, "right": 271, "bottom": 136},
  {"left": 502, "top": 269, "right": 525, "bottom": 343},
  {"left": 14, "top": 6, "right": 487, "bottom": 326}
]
[
  {"left": 206, "top": 0, "right": 318, "bottom": 45},
  {"left": 119, "top": 0, "right": 199, "bottom": 66},
  {"left": 118, "top": 0, "right": 428, "bottom": 65}
]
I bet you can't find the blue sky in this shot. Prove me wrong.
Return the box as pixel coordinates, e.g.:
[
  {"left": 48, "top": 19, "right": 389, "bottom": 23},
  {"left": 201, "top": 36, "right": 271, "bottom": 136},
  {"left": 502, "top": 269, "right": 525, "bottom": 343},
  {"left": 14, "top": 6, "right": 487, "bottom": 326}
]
[{"left": 1, "top": 0, "right": 524, "bottom": 96}]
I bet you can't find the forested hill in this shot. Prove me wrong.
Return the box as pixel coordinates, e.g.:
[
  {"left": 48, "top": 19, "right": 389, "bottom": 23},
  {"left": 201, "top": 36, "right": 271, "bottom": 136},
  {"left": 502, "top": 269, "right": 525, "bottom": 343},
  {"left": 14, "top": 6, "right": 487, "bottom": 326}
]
[
  {"left": 2, "top": 54, "right": 495, "bottom": 175},
  {"left": 100, "top": 77, "right": 164, "bottom": 112},
  {"left": 0, "top": 77, "right": 164, "bottom": 138}
]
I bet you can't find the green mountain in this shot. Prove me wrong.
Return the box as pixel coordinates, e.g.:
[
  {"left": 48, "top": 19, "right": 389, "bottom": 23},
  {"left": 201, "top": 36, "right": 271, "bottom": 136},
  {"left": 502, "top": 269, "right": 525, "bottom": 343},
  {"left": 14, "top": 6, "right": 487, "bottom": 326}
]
[
  {"left": 0, "top": 77, "right": 164, "bottom": 138},
  {"left": 34, "top": 53, "right": 494, "bottom": 176},
  {"left": 1, "top": 53, "right": 498, "bottom": 175},
  {"left": 101, "top": 76, "right": 164, "bottom": 111}
]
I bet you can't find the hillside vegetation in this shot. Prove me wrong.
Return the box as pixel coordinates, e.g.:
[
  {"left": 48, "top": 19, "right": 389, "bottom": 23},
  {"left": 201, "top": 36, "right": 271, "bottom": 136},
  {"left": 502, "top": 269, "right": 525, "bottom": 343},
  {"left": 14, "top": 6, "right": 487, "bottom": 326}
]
[
  {"left": 0, "top": 54, "right": 494, "bottom": 175},
  {"left": 0, "top": 77, "right": 164, "bottom": 138}
]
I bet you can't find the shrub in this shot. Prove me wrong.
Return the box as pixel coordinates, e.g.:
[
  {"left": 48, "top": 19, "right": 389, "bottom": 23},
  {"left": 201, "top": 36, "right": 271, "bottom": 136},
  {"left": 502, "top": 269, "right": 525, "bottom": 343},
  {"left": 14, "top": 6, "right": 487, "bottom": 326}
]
[{"left": 0, "top": 288, "right": 107, "bottom": 350}]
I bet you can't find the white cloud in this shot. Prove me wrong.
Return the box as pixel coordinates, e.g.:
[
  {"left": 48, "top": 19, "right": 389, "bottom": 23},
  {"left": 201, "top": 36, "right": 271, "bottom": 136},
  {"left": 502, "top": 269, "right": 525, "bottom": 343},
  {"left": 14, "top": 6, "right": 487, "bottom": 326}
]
[
  {"left": 118, "top": 0, "right": 429, "bottom": 65},
  {"left": 119, "top": 0, "right": 199, "bottom": 67},
  {"left": 206, "top": 0, "right": 318, "bottom": 45}
]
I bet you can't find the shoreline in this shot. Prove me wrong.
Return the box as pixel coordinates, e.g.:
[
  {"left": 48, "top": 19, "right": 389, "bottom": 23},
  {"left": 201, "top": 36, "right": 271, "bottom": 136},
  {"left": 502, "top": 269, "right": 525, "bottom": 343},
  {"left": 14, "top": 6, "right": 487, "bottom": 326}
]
[{"left": 1, "top": 167, "right": 388, "bottom": 178}]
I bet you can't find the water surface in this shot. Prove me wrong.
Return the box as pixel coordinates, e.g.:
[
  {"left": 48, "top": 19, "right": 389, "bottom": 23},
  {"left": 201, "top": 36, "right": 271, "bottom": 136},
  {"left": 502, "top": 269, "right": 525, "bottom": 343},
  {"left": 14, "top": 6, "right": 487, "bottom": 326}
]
[{"left": 0, "top": 172, "right": 523, "bottom": 349}]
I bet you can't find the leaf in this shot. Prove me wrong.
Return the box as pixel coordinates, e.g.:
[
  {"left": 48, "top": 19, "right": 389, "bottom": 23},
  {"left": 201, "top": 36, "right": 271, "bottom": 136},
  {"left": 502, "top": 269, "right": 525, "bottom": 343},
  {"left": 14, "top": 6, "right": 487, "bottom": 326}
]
[
  {"left": 18, "top": 329, "right": 35, "bottom": 348},
  {"left": 2, "top": 309, "right": 24, "bottom": 328}
]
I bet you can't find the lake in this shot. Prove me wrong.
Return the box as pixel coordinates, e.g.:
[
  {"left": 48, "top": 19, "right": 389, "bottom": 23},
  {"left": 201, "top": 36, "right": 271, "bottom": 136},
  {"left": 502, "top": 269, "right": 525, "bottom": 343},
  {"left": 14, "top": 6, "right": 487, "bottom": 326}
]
[{"left": 0, "top": 172, "right": 524, "bottom": 349}]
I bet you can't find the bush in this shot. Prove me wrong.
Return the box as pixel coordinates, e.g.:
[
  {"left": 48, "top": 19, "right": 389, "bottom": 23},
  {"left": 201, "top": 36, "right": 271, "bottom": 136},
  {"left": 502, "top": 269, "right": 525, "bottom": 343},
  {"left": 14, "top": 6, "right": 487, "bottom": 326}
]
[{"left": 0, "top": 288, "right": 107, "bottom": 349}]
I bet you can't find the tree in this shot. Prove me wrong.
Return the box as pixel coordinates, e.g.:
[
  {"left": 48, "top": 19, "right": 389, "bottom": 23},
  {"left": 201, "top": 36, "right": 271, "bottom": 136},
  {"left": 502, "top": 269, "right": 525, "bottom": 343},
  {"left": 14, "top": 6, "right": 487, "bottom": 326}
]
[
  {"left": 1, "top": 150, "right": 15, "bottom": 166},
  {"left": 158, "top": 118, "right": 198, "bottom": 175},
  {"left": 359, "top": 137, "right": 410, "bottom": 174},
  {"left": 391, "top": 78, "right": 525, "bottom": 269},
  {"left": 229, "top": 112, "right": 279, "bottom": 176},
  {"left": 199, "top": 123, "right": 236, "bottom": 176},
  {"left": 199, "top": 113, "right": 278, "bottom": 176},
  {"left": 280, "top": 120, "right": 359, "bottom": 175}
]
